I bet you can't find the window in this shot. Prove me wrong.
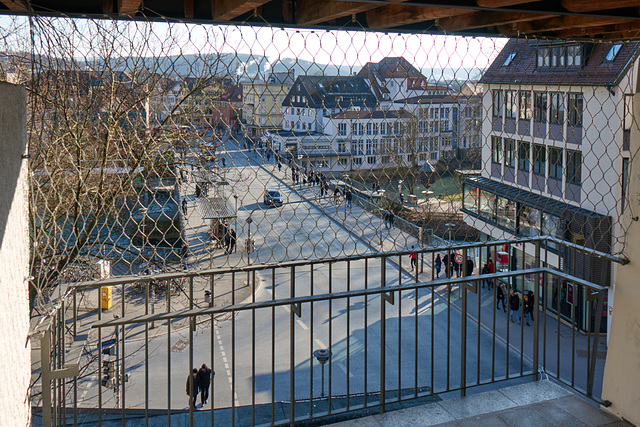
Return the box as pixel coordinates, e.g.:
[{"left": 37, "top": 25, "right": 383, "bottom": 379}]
[
  {"left": 338, "top": 141, "right": 347, "bottom": 152},
  {"left": 496, "top": 197, "right": 516, "bottom": 231},
  {"left": 542, "top": 213, "right": 560, "bottom": 249},
  {"left": 519, "top": 91, "right": 532, "bottom": 120},
  {"left": 567, "top": 150, "right": 582, "bottom": 184},
  {"left": 353, "top": 157, "right": 363, "bottom": 165},
  {"left": 338, "top": 158, "right": 349, "bottom": 166},
  {"left": 566, "top": 45, "right": 583, "bottom": 67},
  {"left": 367, "top": 156, "right": 376, "bottom": 165},
  {"left": 506, "top": 91, "right": 517, "bottom": 119},
  {"left": 550, "top": 92, "right": 564, "bottom": 125},
  {"left": 549, "top": 148, "right": 563, "bottom": 180},
  {"left": 491, "top": 136, "right": 503, "bottom": 164},
  {"left": 605, "top": 43, "right": 623, "bottom": 62},
  {"left": 380, "top": 122, "right": 387, "bottom": 135},
  {"left": 338, "top": 123, "right": 347, "bottom": 136},
  {"left": 374, "top": 123, "right": 379, "bottom": 134},
  {"left": 537, "top": 47, "right": 550, "bottom": 68},
  {"left": 503, "top": 52, "right": 517, "bottom": 66},
  {"left": 505, "top": 138, "right": 516, "bottom": 168},
  {"left": 492, "top": 90, "right": 504, "bottom": 118},
  {"left": 463, "top": 185, "right": 478, "bottom": 213},
  {"left": 356, "top": 123, "right": 364, "bottom": 135},
  {"left": 534, "top": 92, "right": 547, "bottom": 123},
  {"left": 518, "top": 141, "right": 530, "bottom": 172},
  {"left": 568, "top": 93, "right": 583, "bottom": 127},
  {"left": 366, "top": 123, "right": 372, "bottom": 135},
  {"left": 551, "top": 46, "right": 566, "bottom": 67},
  {"left": 520, "top": 206, "right": 542, "bottom": 237},
  {"left": 533, "top": 144, "right": 546, "bottom": 175},
  {"left": 479, "top": 191, "right": 496, "bottom": 221}
]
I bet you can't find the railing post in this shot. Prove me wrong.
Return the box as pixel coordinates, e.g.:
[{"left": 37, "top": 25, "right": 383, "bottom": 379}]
[
  {"left": 41, "top": 328, "right": 52, "bottom": 427},
  {"left": 587, "top": 291, "right": 604, "bottom": 397},
  {"left": 380, "top": 256, "right": 386, "bottom": 414},
  {"left": 533, "top": 240, "right": 540, "bottom": 381},
  {"left": 461, "top": 247, "right": 468, "bottom": 397}
]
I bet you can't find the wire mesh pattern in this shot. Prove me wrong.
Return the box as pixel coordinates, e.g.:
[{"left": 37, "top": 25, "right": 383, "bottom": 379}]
[{"left": 2, "top": 11, "right": 636, "bottom": 425}]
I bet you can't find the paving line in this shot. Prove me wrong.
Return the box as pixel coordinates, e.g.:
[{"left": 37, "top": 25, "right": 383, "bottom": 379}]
[{"left": 214, "top": 325, "right": 239, "bottom": 406}]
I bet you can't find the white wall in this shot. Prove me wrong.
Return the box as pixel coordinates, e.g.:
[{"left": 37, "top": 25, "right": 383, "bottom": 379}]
[{"left": 0, "top": 82, "right": 30, "bottom": 426}]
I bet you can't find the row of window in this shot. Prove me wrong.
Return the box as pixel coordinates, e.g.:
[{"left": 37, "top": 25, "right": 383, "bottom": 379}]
[
  {"left": 492, "top": 90, "right": 583, "bottom": 127},
  {"left": 463, "top": 185, "right": 562, "bottom": 242},
  {"left": 491, "top": 136, "right": 581, "bottom": 184}
]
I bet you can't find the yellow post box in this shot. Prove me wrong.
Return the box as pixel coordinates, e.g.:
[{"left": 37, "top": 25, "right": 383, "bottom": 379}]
[{"left": 101, "top": 286, "right": 112, "bottom": 310}]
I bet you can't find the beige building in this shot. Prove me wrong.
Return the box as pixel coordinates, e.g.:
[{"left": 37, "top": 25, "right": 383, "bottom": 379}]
[{"left": 242, "top": 71, "right": 294, "bottom": 139}]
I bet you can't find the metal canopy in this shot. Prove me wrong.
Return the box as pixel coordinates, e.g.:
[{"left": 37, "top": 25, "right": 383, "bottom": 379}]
[
  {"left": 196, "top": 196, "right": 236, "bottom": 220},
  {"left": 3, "top": 0, "right": 640, "bottom": 40}
]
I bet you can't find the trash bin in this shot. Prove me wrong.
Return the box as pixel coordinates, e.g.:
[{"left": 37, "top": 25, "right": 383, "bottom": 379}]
[{"left": 101, "top": 286, "right": 112, "bottom": 310}]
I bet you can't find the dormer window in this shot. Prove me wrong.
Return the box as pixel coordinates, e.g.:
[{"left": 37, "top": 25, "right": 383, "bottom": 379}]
[
  {"left": 537, "top": 44, "right": 583, "bottom": 69},
  {"left": 605, "top": 43, "right": 623, "bottom": 62},
  {"left": 503, "top": 52, "right": 517, "bottom": 66}
]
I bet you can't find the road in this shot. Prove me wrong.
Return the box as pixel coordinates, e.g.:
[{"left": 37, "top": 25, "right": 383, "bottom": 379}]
[{"left": 69, "top": 134, "right": 604, "bottom": 426}]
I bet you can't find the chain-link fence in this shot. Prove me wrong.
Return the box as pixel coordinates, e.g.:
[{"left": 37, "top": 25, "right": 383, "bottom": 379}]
[{"left": 5, "top": 11, "right": 635, "bottom": 424}]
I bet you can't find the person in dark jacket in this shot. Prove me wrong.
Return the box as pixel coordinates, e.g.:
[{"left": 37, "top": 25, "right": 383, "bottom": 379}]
[
  {"left": 434, "top": 254, "right": 442, "bottom": 278},
  {"left": 496, "top": 284, "right": 507, "bottom": 311},
  {"left": 186, "top": 368, "right": 199, "bottom": 408},
  {"left": 442, "top": 253, "right": 450, "bottom": 278},
  {"left": 523, "top": 294, "right": 533, "bottom": 326},
  {"left": 465, "top": 257, "right": 474, "bottom": 277},
  {"left": 197, "top": 364, "right": 214, "bottom": 405},
  {"left": 525, "top": 290, "right": 535, "bottom": 325},
  {"left": 509, "top": 290, "right": 521, "bottom": 324}
]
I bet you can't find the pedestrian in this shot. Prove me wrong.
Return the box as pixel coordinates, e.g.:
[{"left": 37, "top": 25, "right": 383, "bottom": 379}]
[
  {"left": 389, "top": 211, "right": 395, "bottom": 228},
  {"left": 182, "top": 198, "right": 188, "bottom": 216},
  {"left": 496, "top": 283, "right": 507, "bottom": 311},
  {"left": 180, "top": 241, "right": 189, "bottom": 270},
  {"left": 410, "top": 246, "right": 418, "bottom": 271},
  {"left": 509, "top": 289, "right": 521, "bottom": 324},
  {"left": 221, "top": 157, "right": 226, "bottom": 167},
  {"left": 525, "top": 290, "right": 535, "bottom": 324},
  {"left": 345, "top": 188, "right": 352, "bottom": 208},
  {"left": 186, "top": 368, "right": 199, "bottom": 408},
  {"left": 481, "top": 262, "right": 489, "bottom": 288},
  {"left": 453, "top": 253, "right": 461, "bottom": 277},
  {"left": 434, "top": 254, "right": 442, "bottom": 278},
  {"left": 465, "top": 256, "right": 474, "bottom": 276},
  {"left": 197, "top": 363, "right": 214, "bottom": 406},
  {"left": 229, "top": 228, "right": 237, "bottom": 253},
  {"left": 442, "top": 253, "right": 450, "bottom": 278},
  {"left": 224, "top": 229, "right": 231, "bottom": 254},
  {"left": 278, "top": 162, "right": 282, "bottom": 172},
  {"left": 487, "top": 258, "right": 495, "bottom": 289},
  {"left": 523, "top": 294, "right": 533, "bottom": 326}
]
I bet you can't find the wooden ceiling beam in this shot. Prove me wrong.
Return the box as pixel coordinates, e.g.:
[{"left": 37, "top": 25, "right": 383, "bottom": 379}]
[
  {"left": 476, "top": 0, "right": 539, "bottom": 7},
  {"left": 561, "top": 0, "right": 640, "bottom": 13},
  {"left": 555, "top": 20, "right": 640, "bottom": 37},
  {"left": 438, "top": 10, "right": 556, "bottom": 32},
  {"left": 366, "top": 5, "right": 468, "bottom": 29},
  {"left": 0, "top": 0, "right": 27, "bottom": 12},
  {"left": 117, "top": 0, "right": 142, "bottom": 16},
  {"left": 501, "top": 15, "right": 630, "bottom": 34},
  {"left": 295, "top": 0, "right": 380, "bottom": 25},
  {"left": 211, "top": 0, "right": 271, "bottom": 21}
]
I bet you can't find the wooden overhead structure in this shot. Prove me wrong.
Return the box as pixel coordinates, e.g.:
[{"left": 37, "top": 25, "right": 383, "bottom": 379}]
[{"left": 1, "top": 0, "right": 640, "bottom": 39}]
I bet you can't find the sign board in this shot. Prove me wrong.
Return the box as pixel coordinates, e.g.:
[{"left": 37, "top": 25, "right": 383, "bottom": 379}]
[{"left": 454, "top": 254, "right": 464, "bottom": 264}]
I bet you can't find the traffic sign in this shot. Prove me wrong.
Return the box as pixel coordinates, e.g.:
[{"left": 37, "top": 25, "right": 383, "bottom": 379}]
[{"left": 454, "top": 254, "right": 464, "bottom": 264}]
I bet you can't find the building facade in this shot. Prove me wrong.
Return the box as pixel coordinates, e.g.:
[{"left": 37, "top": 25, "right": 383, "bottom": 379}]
[{"left": 462, "top": 39, "right": 640, "bottom": 335}]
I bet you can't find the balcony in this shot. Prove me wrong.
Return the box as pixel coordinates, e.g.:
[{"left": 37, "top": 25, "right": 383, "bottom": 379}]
[{"left": 31, "top": 237, "right": 618, "bottom": 426}]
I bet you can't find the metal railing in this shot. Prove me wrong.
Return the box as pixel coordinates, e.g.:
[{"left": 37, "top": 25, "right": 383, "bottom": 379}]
[{"left": 31, "top": 237, "right": 620, "bottom": 426}]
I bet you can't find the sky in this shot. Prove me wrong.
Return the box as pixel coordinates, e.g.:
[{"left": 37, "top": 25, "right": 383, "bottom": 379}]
[{"left": 0, "top": 16, "right": 507, "bottom": 71}]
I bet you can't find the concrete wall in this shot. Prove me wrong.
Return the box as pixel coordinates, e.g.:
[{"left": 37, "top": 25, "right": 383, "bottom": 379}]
[
  {"left": 0, "top": 82, "right": 30, "bottom": 426},
  {"left": 602, "top": 93, "right": 640, "bottom": 426}
]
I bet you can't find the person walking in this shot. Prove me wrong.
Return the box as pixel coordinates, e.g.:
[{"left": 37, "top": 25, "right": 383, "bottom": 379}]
[
  {"left": 434, "top": 254, "right": 442, "bottom": 278},
  {"left": 182, "top": 198, "right": 188, "bottom": 216},
  {"left": 180, "top": 241, "right": 189, "bottom": 270},
  {"left": 453, "top": 253, "right": 461, "bottom": 277},
  {"left": 197, "top": 364, "right": 214, "bottom": 406},
  {"left": 277, "top": 162, "right": 282, "bottom": 172},
  {"left": 333, "top": 186, "right": 341, "bottom": 203},
  {"left": 481, "top": 262, "right": 490, "bottom": 288},
  {"left": 345, "top": 188, "right": 352, "bottom": 208},
  {"left": 388, "top": 211, "right": 394, "bottom": 228},
  {"left": 442, "top": 253, "right": 450, "bottom": 278},
  {"left": 224, "top": 229, "right": 231, "bottom": 254},
  {"left": 186, "top": 368, "right": 199, "bottom": 408},
  {"left": 523, "top": 293, "right": 533, "bottom": 326},
  {"left": 496, "top": 283, "right": 507, "bottom": 311},
  {"left": 229, "top": 228, "right": 237, "bottom": 253},
  {"left": 487, "top": 258, "right": 495, "bottom": 289},
  {"left": 525, "top": 290, "right": 535, "bottom": 325},
  {"left": 465, "top": 256, "right": 474, "bottom": 276},
  {"left": 410, "top": 246, "right": 418, "bottom": 271},
  {"left": 509, "top": 289, "right": 521, "bottom": 324}
]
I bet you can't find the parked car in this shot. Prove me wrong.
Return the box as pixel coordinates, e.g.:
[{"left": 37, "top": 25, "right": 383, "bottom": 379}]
[{"left": 263, "top": 189, "right": 283, "bottom": 207}]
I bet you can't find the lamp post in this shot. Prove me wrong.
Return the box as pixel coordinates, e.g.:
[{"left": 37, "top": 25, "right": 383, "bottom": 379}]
[
  {"left": 246, "top": 216, "right": 253, "bottom": 264},
  {"left": 234, "top": 194, "right": 239, "bottom": 253},
  {"left": 313, "top": 349, "right": 331, "bottom": 398}
]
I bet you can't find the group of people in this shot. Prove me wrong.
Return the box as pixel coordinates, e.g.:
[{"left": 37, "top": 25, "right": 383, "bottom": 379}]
[
  {"left": 433, "top": 253, "right": 475, "bottom": 278},
  {"left": 186, "top": 364, "right": 214, "bottom": 408},
  {"left": 496, "top": 286, "right": 536, "bottom": 326},
  {"left": 290, "top": 165, "right": 326, "bottom": 188}
]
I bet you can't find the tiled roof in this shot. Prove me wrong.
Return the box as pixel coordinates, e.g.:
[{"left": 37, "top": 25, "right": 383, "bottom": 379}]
[
  {"left": 394, "top": 94, "right": 465, "bottom": 104},
  {"left": 285, "top": 75, "right": 377, "bottom": 109},
  {"left": 358, "top": 57, "right": 425, "bottom": 79},
  {"left": 481, "top": 39, "right": 640, "bottom": 87}
]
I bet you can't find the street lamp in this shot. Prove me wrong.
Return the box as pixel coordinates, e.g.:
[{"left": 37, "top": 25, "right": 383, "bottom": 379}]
[
  {"left": 313, "top": 349, "right": 331, "bottom": 398},
  {"left": 234, "top": 194, "right": 239, "bottom": 253}
]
